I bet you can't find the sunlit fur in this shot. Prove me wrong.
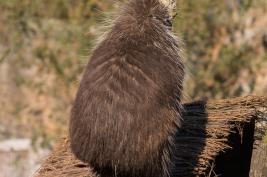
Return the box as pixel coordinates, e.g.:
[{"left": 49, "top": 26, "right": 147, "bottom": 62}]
[
  {"left": 69, "top": 0, "right": 184, "bottom": 177},
  {"left": 159, "top": 0, "right": 176, "bottom": 17}
]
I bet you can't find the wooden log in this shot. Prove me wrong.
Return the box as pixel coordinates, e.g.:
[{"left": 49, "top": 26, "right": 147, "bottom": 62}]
[
  {"left": 249, "top": 114, "right": 267, "bottom": 177},
  {"left": 250, "top": 142, "right": 267, "bottom": 177},
  {"left": 34, "top": 96, "right": 267, "bottom": 177}
]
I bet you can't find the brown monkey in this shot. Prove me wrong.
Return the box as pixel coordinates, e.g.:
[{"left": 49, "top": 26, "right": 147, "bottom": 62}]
[{"left": 69, "top": 0, "right": 184, "bottom": 176}]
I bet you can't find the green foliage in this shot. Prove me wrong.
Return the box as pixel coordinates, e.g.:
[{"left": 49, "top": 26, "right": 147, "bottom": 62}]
[{"left": 175, "top": 0, "right": 266, "bottom": 99}]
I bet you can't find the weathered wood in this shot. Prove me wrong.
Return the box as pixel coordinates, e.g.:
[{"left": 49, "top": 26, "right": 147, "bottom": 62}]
[
  {"left": 34, "top": 96, "right": 267, "bottom": 177},
  {"left": 250, "top": 116, "right": 267, "bottom": 177},
  {"left": 250, "top": 142, "right": 267, "bottom": 177},
  {"left": 212, "top": 118, "right": 255, "bottom": 177}
]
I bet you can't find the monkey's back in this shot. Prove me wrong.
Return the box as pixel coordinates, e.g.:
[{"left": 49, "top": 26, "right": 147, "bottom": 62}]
[{"left": 69, "top": 0, "right": 184, "bottom": 176}]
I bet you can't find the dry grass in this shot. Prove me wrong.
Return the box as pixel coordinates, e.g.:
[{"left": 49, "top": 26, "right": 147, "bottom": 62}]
[{"left": 34, "top": 95, "right": 267, "bottom": 177}]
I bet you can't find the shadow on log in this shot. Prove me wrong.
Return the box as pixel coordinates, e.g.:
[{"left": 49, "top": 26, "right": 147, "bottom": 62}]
[{"left": 35, "top": 96, "right": 267, "bottom": 177}]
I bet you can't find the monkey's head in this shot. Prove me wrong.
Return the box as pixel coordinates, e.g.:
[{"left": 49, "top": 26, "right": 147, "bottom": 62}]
[
  {"left": 159, "top": 0, "right": 177, "bottom": 17},
  {"left": 153, "top": 0, "right": 177, "bottom": 29},
  {"left": 113, "top": 0, "right": 177, "bottom": 32}
]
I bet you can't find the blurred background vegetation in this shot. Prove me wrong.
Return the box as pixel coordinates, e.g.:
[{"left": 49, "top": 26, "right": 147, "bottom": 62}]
[{"left": 0, "top": 0, "right": 266, "bottom": 176}]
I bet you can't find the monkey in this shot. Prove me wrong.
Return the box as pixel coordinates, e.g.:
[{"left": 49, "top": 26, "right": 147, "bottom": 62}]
[{"left": 69, "top": 0, "right": 184, "bottom": 177}]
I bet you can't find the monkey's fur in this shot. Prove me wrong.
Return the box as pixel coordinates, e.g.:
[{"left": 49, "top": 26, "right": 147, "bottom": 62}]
[{"left": 69, "top": 0, "right": 184, "bottom": 176}]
